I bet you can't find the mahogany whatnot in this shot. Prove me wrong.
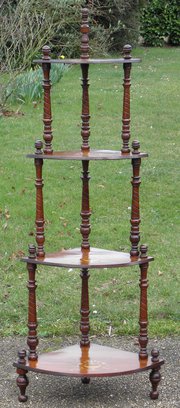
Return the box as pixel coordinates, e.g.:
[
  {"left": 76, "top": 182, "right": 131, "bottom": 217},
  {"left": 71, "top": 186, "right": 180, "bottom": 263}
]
[{"left": 14, "top": 5, "right": 164, "bottom": 404}]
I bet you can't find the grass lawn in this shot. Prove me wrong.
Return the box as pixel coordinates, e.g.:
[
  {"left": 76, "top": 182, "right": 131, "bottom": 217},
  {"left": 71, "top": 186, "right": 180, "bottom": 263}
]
[{"left": 0, "top": 47, "right": 179, "bottom": 338}]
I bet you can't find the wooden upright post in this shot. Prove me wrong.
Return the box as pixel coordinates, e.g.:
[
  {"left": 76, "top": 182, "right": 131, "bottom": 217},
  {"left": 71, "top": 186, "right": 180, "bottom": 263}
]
[
  {"left": 139, "top": 245, "right": 149, "bottom": 359},
  {"left": 81, "top": 7, "right": 90, "bottom": 152},
  {"left": 35, "top": 140, "right": 45, "bottom": 258},
  {"left": 42, "top": 45, "right": 53, "bottom": 154},
  {"left": 130, "top": 140, "right": 141, "bottom": 259},
  {"left": 121, "top": 45, "right": 132, "bottom": 153},
  {"left": 27, "top": 244, "right": 38, "bottom": 361}
]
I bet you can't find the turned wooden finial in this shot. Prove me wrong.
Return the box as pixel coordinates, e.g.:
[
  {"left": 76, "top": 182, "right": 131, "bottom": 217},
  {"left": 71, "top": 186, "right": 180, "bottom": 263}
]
[
  {"left": 35, "top": 140, "right": 43, "bottom": 154},
  {"left": 42, "top": 45, "right": 51, "bottom": 60},
  {"left": 151, "top": 348, "right": 159, "bottom": 363},
  {"left": 80, "top": 7, "right": 90, "bottom": 59},
  {"left": 28, "top": 244, "right": 36, "bottom": 259},
  {"left": 17, "top": 350, "right": 27, "bottom": 365},
  {"left": 123, "top": 44, "right": 132, "bottom": 59},
  {"left": 132, "top": 140, "right": 140, "bottom": 154},
  {"left": 140, "top": 244, "right": 148, "bottom": 259}
]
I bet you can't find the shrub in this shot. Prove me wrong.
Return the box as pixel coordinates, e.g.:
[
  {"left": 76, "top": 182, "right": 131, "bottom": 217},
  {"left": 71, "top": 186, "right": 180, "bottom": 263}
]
[
  {"left": 140, "top": 0, "right": 180, "bottom": 46},
  {"left": 0, "top": 0, "right": 58, "bottom": 72},
  {"left": 7, "top": 64, "right": 69, "bottom": 103},
  {"left": 92, "top": 0, "right": 142, "bottom": 51},
  {"left": 0, "top": 0, "right": 143, "bottom": 112},
  {"left": 0, "top": 0, "right": 143, "bottom": 70}
]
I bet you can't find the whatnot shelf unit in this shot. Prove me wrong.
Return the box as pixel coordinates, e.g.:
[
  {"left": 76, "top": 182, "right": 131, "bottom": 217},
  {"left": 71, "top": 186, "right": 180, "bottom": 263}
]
[{"left": 13, "top": 5, "right": 164, "bottom": 403}]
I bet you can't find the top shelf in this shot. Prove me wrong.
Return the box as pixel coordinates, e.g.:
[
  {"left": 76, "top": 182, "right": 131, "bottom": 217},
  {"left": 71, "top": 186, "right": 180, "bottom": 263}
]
[{"left": 34, "top": 58, "right": 141, "bottom": 65}]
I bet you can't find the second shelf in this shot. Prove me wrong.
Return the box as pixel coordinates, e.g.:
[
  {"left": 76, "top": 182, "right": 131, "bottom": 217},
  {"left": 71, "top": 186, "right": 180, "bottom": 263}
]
[{"left": 22, "top": 247, "right": 153, "bottom": 269}]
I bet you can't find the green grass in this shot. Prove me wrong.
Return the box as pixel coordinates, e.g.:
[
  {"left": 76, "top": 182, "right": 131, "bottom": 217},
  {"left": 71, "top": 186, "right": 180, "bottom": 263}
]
[{"left": 0, "top": 47, "right": 179, "bottom": 338}]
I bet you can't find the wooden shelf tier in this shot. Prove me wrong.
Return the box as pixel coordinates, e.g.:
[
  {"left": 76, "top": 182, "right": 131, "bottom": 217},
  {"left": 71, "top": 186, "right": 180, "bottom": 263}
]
[
  {"left": 14, "top": 343, "right": 164, "bottom": 378},
  {"left": 27, "top": 150, "right": 148, "bottom": 161},
  {"left": 34, "top": 57, "right": 141, "bottom": 65},
  {"left": 22, "top": 247, "right": 153, "bottom": 269}
]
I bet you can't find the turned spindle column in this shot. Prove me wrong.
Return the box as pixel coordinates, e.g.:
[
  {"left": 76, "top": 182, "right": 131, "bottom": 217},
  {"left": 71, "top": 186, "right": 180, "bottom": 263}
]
[
  {"left": 80, "top": 268, "right": 90, "bottom": 347},
  {"left": 139, "top": 245, "right": 149, "bottom": 359},
  {"left": 121, "top": 44, "right": 132, "bottom": 154},
  {"left": 80, "top": 7, "right": 91, "bottom": 249},
  {"left": 80, "top": 163, "right": 91, "bottom": 347},
  {"left": 35, "top": 140, "right": 45, "bottom": 258},
  {"left": 79, "top": 8, "right": 91, "bottom": 346},
  {"left": 27, "top": 245, "right": 38, "bottom": 361},
  {"left": 150, "top": 349, "right": 161, "bottom": 400},
  {"left": 80, "top": 161, "right": 91, "bottom": 250},
  {"left": 81, "top": 65, "right": 90, "bottom": 151},
  {"left": 130, "top": 140, "right": 141, "bottom": 259},
  {"left": 81, "top": 7, "right": 90, "bottom": 152},
  {"left": 42, "top": 45, "right": 53, "bottom": 154},
  {"left": 16, "top": 350, "right": 29, "bottom": 402}
]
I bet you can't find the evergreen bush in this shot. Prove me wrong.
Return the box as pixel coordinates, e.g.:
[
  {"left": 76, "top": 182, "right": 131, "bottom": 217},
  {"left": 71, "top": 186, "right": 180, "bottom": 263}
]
[{"left": 140, "top": 0, "right": 180, "bottom": 46}]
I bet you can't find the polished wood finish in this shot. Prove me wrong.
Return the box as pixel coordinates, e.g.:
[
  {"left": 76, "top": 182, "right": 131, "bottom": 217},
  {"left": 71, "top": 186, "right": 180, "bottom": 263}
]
[
  {"left": 121, "top": 45, "right": 132, "bottom": 153},
  {"left": 81, "top": 65, "right": 90, "bottom": 151},
  {"left": 27, "top": 245, "right": 38, "bottom": 361},
  {"left": 42, "top": 45, "right": 53, "bottom": 154},
  {"left": 14, "top": 4, "right": 164, "bottom": 403},
  {"left": 80, "top": 161, "right": 91, "bottom": 250},
  {"left": 34, "top": 58, "right": 141, "bottom": 65},
  {"left": 16, "top": 350, "right": 29, "bottom": 402},
  {"left": 80, "top": 268, "right": 90, "bottom": 346},
  {"left": 21, "top": 247, "right": 154, "bottom": 269},
  {"left": 34, "top": 141, "right": 45, "bottom": 258},
  {"left": 14, "top": 343, "right": 164, "bottom": 378},
  {"left": 80, "top": 8, "right": 91, "bottom": 151},
  {"left": 150, "top": 349, "right": 162, "bottom": 400},
  {"left": 27, "top": 150, "right": 148, "bottom": 160},
  {"left": 130, "top": 140, "right": 141, "bottom": 259},
  {"left": 139, "top": 245, "right": 149, "bottom": 359}
]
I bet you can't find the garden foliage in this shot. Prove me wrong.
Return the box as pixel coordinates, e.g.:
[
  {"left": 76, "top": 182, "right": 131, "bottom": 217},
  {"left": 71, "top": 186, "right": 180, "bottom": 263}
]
[
  {"left": 7, "top": 64, "right": 68, "bottom": 103},
  {"left": 0, "top": 0, "right": 142, "bottom": 71},
  {"left": 140, "top": 0, "right": 180, "bottom": 46},
  {"left": 0, "top": 0, "right": 142, "bottom": 111}
]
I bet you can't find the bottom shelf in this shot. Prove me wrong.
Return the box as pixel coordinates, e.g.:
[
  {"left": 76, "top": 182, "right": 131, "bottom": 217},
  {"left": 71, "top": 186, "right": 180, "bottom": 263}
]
[{"left": 14, "top": 343, "right": 164, "bottom": 377}]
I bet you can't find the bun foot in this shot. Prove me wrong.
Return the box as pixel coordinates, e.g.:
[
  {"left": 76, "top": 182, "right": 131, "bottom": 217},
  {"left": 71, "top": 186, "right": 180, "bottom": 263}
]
[
  {"left": 81, "top": 377, "right": 90, "bottom": 384},
  {"left": 17, "top": 371, "right": 29, "bottom": 403},
  {"left": 150, "top": 369, "right": 161, "bottom": 400},
  {"left": 18, "top": 394, "right": 28, "bottom": 403},
  {"left": 150, "top": 390, "right": 159, "bottom": 400},
  {"left": 16, "top": 350, "right": 29, "bottom": 403}
]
